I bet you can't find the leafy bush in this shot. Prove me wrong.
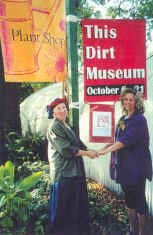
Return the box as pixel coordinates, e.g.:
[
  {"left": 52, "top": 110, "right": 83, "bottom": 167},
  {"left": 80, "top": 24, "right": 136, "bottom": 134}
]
[
  {"left": 18, "top": 161, "right": 50, "bottom": 234},
  {"left": 0, "top": 161, "right": 43, "bottom": 234},
  {"left": 5, "top": 132, "right": 47, "bottom": 164},
  {"left": 87, "top": 179, "right": 129, "bottom": 234},
  {"left": 89, "top": 191, "right": 112, "bottom": 223}
]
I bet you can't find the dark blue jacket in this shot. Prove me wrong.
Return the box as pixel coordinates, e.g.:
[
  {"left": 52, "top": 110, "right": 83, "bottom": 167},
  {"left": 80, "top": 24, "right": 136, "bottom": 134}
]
[{"left": 111, "top": 112, "right": 152, "bottom": 185}]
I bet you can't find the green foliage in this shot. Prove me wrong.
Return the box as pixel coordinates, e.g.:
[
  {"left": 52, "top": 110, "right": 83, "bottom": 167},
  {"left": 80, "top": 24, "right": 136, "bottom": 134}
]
[
  {"left": 19, "top": 83, "right": 51, "bottom": 103},
  {"left": 131, "top": 0, "right": 153, "bottom": 19},
  {"left": 23, "top": 161, "right": 50, "bottom": 234},
  {"left": 29, "top": 82, "right": 51, "bottom": 92},
  {"left": 89, "top": 191, "right": 112, "bottom": 223},
  {"left": 18, "top": 83, "right": 34, "bottom": 103},
  {"left": 5, "top": 132, "right": 46, "bottom": 164},
  {"left": 0, "top": 161, "right": 42, "bottom": 233},
  {"left": 106, "top": 0, "right": 153, "bottom": 40},
  {"left": 107, "top": 0, "right": 153, "bottom": 19},
  {"left": 79, "top": 0, "right": 106, "bottom": 19},
  {"left": 87, "top": 180, "right": 129, "bottom": 234}
]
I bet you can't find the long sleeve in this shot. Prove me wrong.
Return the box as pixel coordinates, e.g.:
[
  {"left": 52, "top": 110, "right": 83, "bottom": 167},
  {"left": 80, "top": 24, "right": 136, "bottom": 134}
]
[{"left": 47, "top": 120, "right": 80, "bottom": 159}]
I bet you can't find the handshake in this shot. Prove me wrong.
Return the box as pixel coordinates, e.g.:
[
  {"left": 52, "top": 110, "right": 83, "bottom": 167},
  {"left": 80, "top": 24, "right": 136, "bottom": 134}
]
[
  {"left": 78, "top": 144, "right": 113, "bottom": 159},
  {"left": 85, "top": 144, "right": 113, "bottom": 159},
  {"left": 85, "top": 150, "right": 99, "bottom": 159}
]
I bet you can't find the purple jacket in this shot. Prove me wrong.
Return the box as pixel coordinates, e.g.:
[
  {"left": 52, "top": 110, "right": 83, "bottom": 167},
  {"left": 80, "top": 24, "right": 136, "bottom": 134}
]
[{"left": 110, "top": 112, "right": 152, "bottom": 185}]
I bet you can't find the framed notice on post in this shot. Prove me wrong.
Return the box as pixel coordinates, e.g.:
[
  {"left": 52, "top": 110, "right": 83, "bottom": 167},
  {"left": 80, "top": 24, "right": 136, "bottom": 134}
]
[{"left": 89, "top": 104, "right": 115, "bottom": 143}]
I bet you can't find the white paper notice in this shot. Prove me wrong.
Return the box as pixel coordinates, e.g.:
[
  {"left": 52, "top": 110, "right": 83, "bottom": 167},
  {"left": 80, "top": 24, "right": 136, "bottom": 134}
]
[{"left": 92, "top": 111, "right": 112, "bottom": 137}]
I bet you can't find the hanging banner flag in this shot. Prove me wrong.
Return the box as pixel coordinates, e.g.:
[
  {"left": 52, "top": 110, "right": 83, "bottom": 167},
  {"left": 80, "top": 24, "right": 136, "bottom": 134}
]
[
  {"left": 0, "top": 0, "right": 67, "bottom": 82},
  {"left": 82, "top": 19, "right": 146, "bottom": 102}
]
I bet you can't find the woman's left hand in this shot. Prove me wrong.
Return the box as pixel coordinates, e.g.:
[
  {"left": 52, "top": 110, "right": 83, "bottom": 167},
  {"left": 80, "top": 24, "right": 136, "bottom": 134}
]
[{"left": 98, "top": 149, "right": 107, "bottom": 156}]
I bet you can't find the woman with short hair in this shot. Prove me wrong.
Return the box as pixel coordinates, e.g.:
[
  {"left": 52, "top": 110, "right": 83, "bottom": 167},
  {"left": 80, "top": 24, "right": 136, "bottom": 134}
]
[{"left": 46, "top": 97, "right": 98, "bottom": 235}]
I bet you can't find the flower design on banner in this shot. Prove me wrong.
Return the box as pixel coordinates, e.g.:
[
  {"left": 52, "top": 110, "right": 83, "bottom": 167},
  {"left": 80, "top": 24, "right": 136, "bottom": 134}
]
[{"left": 0, "top": 0, "right": 67, "bottom": 82}]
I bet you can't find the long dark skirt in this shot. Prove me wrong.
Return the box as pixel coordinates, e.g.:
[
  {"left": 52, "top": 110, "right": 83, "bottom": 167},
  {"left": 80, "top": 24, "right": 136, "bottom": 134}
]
[{"left": 49, "top": 176, "right": 89, "bottom": 235}]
